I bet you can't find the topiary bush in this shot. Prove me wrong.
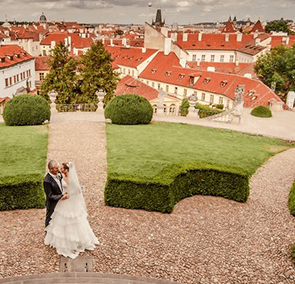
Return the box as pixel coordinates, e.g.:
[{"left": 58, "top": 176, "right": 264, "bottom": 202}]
[
  {"left": 251, "top": 106, "right": 272, "bottom": 118},
  {"left": 288, "top": 180, "right": 295, "bottom": 216},
  {"left": 104, "top": 94, "right": 153, "bottom": 125},
  {"left": 105, "top": 161, "right": 250, "bottom": 213},
  {"left": 3, "top": 94, "right": 51, "bottom": 126},
  {"left": 195, "top": 103, "right": 224, "bottom": 118}
]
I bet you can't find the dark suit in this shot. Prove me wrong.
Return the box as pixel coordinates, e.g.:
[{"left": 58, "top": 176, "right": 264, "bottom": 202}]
[{"left": 43, "top": 173, "right": 63, "bottom": 227}]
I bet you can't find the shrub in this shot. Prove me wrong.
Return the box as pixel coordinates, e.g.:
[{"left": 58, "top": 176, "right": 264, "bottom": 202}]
[
  {"left": 291, "top": 243, "right": 295, "bottom": 262},
  {"left": 0, "top": 174, "right": 46, "bottom": 211},
  {"left": 288, "top": 180, "right": 295, "bottom": 216},
  {"left": 104, "top": 161, "right": 249, "bottom": 213},
  {"left": 179, "top": 97, "right": 190, "bottom": 116},
  {"left": 3, "top": 94, "right": 50, "bottom": 126},
  {"left": 195, "top": 103, "right": 223, "bottom": 118},
  {"left": 216, "top": 104, "right": 224, "bottom": 110},
  {"left": 251, "top": 106, "right": 272, "bottom": 118},
  {"left": 104, "top": 94, "right": 153, "bottom": 125}
]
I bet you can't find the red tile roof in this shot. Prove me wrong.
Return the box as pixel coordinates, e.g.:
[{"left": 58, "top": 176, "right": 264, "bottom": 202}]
[
  {"left": 139, "top": 51, "right": 282, "bottom": 108},
  {"left": 187, "top": 61, "right": 258, "bottom": 79},
  {"left": 40, "top": 31, "right": 68, "bottom": 45},
  {"left": 270, "top": 35, "right": 295, "bottom": 48},
  {"left": 0, "top": 45, "right": 33, "bottom": 69},
  {"left": 34, "top": 56, "right": 51, "bottom": 71},
  {"left": 174, "top": 32, "right": 271, "bottom": 53},
  {"left": 105, "top": 45, "right": 158, "bottom": 68},
  {"left": 221, "top": 22, "right": 236, "bottom": 33},
  {"left": 115, "top": 75, "right": 159, "bottom": 101},
  {"left": 250, "top": 20, "right": 265, "bottom": 33}
]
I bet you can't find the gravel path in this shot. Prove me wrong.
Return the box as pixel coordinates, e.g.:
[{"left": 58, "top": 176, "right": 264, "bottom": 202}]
[{"left": 1, "top": 119, "right": 295, "bottom": 284}]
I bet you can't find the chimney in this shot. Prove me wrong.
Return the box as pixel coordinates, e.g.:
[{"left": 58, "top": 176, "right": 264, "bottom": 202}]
[
  {"left": 122, "top": 38, "right": 127, "bottom": 46},
  {"left": 198, "top": 32, "right": 202, "bottom": 41},
  {"left": 237, "top": 33, "right": 242, "bottom": 42},
  {"left": 255, "top": 38, "right": 261, "bottom": 45},
  {"left": 51, "top": 40, "right": 56, "bottom": 49},
  {"left": 253, "top": 31, "right": 258, "bottom": 38},
  {"left": 110, "top": 38, "right": 114, "bottom": 46},
  {"left": 164, "top": 38, "right": 172, "bottom": 55},
  {"left": 68, "top": 36, "right": 71, "bottom": 51},
  {"left": 183, "top": 33, "right": 188, "bottom": 42},
  {"left": 235, "top": 59, "right": 239, "bottom": 67},
  {"left": 171, "top": 32, "right": 177, "bottom": 41},
  {"left": 225, "top": 33, "right": 229, "bottom": 42},
  {"left": 142, "top": 47, "right": 146, "bottom": 53},
  {"left": 197, "top": 58, "right": 200, "bottom": 67}
]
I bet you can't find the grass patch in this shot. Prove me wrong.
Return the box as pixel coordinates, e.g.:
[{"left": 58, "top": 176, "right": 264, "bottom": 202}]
[
  {"left": 0, "top": 123, "right": 48, "bottom": 177},
  {"left": 106, "top": 123, "right": 293, "bottom": 177}
]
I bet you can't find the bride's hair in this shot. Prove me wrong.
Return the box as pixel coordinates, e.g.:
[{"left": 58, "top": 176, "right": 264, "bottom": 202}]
[{"left": 62, "top": 162, "right": 70, "bottom": 171}]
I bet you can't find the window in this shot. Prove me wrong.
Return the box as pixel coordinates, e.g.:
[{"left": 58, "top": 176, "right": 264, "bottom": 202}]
[
  {"left": 153, "top": 104, "right": 157, "bottom": 114},
  {"left": 14, "top": 75, "right": 16, "bottom": 84},
  {"left": 174, "top": 87, "right": 178, "bottom": 94},
  {"left": 169, "top": 104, "right": 176, "bottom": 114},
  {"left": 132, "top": 70, "right": 134, "bottom": 76},
  {"left": 183, "top": 89, "right": 187, "bottom": 96},
  {"left": 28, "top": 69, "right": 31, "bottom": 76},
  {"left": 23, "top": 72, "right": 25, "bottom": 79},
  {"left": 210, "top": 95, "right": 214, "bottom": 104},
  {"left": 146, "top": 80, "right": 149, "bottom": 85},
  {"left": 128, "top": 69, "right": 131, "bottom": 75},
  {"left": 166, "top": 85, "right": 169, "bottom": 92},
  {"left": 210, "top": 55, "right": 215, "bottom": 62},
  {"left": 229, "top": 55, "right": 234, "bottom": 62},
  {"left": 20, "top": 73, "right": 23, "bottom": 80},
  {"left": 43, "top": 50, "right": 46, "bottom": 56},
  {"left": 227, "top": 99, "right": 230, "bottom": 109},
  {"left": 157, "top": 83, "right": 161, "bottom": 90},
  {"left": 5, "top": 78, "right": 8, "bottom": 87},
  {"left": 219, "top": 96, "right": 223, "bottom": 105},
  {"left": 123, "top": 68, "right": 125, "bottom": 74},
  {"left": 192, "top": 54, "right": 196, "bottom": 61},
  {"left": 17, "top": 74, "right": 19, "bottom": 82},
  {"left": 39, "top": 73, "right": 45, "bottom": 81},
  {"left": 201, "top": 55, "right": 205, "bottom": 62},
  {"left": 152, "top": 82, "right": 155, "bottom": 88},
  {"left": 9, "top": 77, "right": 12, "bottom": 86},
  {"left": 220, "top": 55, "right": 224, "bottom": 62},
  {"left": 202, "top": 93, "right": 206, "bottom": 101},
  {"left": 163, "top": 104, "right": 167, "bottom": 113}
]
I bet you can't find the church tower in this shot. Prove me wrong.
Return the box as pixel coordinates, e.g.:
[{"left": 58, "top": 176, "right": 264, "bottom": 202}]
[{"left": 152, "top": 9, "right": 165, "bottom": 27}]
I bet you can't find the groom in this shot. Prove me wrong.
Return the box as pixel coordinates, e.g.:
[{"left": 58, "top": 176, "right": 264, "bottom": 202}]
[{"left": 43, "top": 160, "right": 68, "bottom": 227}]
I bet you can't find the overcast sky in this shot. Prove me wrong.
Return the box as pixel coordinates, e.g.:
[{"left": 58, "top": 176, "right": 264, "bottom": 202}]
[{"left": 1, "top": 0, "right": 294, "bottom": 25}]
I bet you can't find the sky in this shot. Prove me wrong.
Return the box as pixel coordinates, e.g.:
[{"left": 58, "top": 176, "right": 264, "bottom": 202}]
[{"left": 1, "top": 0, "right": 294, "bottom": 25}]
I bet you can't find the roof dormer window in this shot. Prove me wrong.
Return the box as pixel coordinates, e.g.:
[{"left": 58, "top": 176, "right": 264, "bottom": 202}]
[
  {"left": 220, "top": 80, "right": 228, "bottom": 88},
  {"left": 151, "top": 68, "right": 157, "bottom": 74},
  {"left": 166, "top": 71, "right": 171, "bottom": 77},
  {"left": 179, "top": 73, "right": 185, "bottom": 80},
  {"left": 203, "top": 77, "right": 211, "bottom": 85}
]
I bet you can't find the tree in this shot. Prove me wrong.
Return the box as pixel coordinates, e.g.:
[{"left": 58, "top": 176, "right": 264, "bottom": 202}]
[
  {"left": 79, "top": 41, "right": 119, "bottom": 106},
  {"left": 265, "top": 20, "right": 292, "bottom": 34},
  {"left": 39, "top": 42, "right": 79, "bottom": 104},
  {"left": 254, "top": 44, "right": 295, "bottom": 100},
  {"left": 179, "top": 96, "right": 190, "bottom": 116}
]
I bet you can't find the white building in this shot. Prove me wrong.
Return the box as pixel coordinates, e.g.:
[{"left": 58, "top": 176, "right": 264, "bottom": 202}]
[{"left": 0, "top": 44, "right": 35, "bottom": 98}]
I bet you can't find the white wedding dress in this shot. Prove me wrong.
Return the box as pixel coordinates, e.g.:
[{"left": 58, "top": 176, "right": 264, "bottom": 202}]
[{"left": 44, "top": 162, "right": 99, "bottom": 259}]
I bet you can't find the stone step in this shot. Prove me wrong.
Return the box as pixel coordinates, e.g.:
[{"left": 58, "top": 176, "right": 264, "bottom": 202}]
[{"left": 0, "top": 273, "right": 181, "bottom": 284}]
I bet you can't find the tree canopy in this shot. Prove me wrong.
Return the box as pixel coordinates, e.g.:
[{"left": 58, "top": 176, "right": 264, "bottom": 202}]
[
  {"left": 39, "top": 41, "right": 119, "bottom": 106},
  {"left": 254, "top": 44, "right": 295, "bottom": 100},
  {"left": 265, "top": 20, "right": 293, "bottom": 34}
]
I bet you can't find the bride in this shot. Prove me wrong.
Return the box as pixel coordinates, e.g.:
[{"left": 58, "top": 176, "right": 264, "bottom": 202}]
[{"left": 44, "top": 162, "right": 99, "bottom": 259}]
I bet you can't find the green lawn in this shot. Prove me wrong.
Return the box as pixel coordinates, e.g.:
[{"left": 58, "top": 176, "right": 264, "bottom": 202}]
[
  {"left": 0, "top": 123, "right": 48, "bottom": 177},
  {"left": 106, "top": 123, "right": 293, "bottom": 177}
]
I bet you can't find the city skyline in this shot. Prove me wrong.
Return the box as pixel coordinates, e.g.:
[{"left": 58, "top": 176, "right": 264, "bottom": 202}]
[{"left": 1, "top": 0, "right": 294, "bottom": 25}]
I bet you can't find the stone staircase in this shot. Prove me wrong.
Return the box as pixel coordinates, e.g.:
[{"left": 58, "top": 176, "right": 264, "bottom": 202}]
[{"left": 0, "top": 272, "right": 182, "bottom": 284}]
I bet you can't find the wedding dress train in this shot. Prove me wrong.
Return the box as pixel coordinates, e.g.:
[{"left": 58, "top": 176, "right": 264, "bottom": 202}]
[{"left": 44, "top": 163, "right": 99, "bottom": 259}]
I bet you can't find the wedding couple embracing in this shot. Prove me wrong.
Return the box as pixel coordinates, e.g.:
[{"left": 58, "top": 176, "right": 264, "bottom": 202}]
[{"left": 43, "top": 160, "right": 99, "bottom": 259}]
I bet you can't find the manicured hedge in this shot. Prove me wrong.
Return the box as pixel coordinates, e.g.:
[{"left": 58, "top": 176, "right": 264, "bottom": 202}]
[
  {"left": 251, "top": 106, "right": 272, "bottom": 118},
  {"left": 104, "top": 161, "right": 250, "bottom": 213},
  {"left": 0, "top": 174, "right": 46, "bottom": 211},
  {"left": 104, "top": 94, "right": 153, "bottom": 125},
  {"left": 195, "top": 103, "right": 224, "bottom": 118},
  {"left": 3, "top": 94, "right": 50, "bottom": 126},
  {"left": 288, "top": 180, "right": 295, "bottom": 216}
]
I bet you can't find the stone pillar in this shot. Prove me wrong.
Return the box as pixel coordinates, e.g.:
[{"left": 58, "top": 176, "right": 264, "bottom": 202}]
[
  {"left": 49, "top": 91, "right": 57, "bottom": 114},
  {"left": 96, "top": 89, "right": 105, "bottom": 112}
]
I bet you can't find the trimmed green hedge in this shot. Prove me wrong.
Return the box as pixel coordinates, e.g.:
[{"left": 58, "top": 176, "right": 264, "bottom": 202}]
[
  {"left": 288, "top": 180, "right": 295, "bottom": 216},
  {"left": 195, "top": 103, "right": 224, "bottom": 118},
  {"left": 104, "top": 161, "right": 250, "bottom": 213},
  {"left": 251, "top": 106, "right": 272, "bottom": 118},
  {"left": 3, "top": 94, "right": 50, "bottom": 126},
  {"left": 0, "top": 174, "right": 46, "bottom": 211},
  {"left": 104, "top": 94, "right": 153, "bottom": 125}
]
